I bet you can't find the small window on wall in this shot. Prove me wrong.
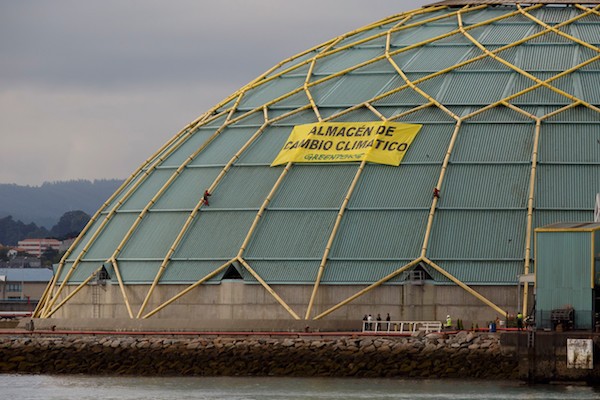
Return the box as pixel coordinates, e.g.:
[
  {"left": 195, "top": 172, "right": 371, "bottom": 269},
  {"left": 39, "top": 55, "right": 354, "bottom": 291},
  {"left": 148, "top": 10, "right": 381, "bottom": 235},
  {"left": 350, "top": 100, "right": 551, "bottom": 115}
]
[{"left": 6, "top": 283, "right": 21, "bottom": 292}]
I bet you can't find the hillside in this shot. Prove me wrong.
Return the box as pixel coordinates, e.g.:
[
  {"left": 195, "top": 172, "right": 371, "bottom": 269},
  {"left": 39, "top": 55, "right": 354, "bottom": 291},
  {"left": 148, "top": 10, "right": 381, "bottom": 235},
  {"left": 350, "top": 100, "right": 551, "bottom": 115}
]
[{"left": 0, "top": 179, "right": 123, "bottom": 228}]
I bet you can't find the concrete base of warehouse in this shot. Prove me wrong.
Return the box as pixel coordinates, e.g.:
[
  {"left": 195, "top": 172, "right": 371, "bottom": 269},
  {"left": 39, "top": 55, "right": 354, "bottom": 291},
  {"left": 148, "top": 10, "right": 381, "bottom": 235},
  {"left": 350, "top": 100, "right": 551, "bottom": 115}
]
[{"left": 32, "top": 280, "right": 529, "bottom": 332}]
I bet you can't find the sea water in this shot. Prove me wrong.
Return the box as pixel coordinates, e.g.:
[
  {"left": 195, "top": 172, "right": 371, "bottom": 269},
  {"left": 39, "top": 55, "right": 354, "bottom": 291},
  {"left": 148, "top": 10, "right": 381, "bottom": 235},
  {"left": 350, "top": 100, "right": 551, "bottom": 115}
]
[{"left": 1, "top": 375, "right": 599, "bottom": 400}]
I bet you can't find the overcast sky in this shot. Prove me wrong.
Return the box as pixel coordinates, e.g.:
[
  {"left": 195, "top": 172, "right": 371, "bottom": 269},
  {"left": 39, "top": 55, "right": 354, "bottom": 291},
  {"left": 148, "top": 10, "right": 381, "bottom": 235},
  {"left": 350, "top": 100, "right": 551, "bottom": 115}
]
[{"left": 1, "top": 1, "right": 430, "bottom": 186}]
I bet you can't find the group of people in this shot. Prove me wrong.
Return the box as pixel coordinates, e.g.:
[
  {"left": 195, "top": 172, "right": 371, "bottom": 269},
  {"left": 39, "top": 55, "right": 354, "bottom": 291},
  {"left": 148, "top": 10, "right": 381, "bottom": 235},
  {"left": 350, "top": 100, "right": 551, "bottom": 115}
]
[{"left": 362, "top": 313, "right": 391, "bottom": 331}]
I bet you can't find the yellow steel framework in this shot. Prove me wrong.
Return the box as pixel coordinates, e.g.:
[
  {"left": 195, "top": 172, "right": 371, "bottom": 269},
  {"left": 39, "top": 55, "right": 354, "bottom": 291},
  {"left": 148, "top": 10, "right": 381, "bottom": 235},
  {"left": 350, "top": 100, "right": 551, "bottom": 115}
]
[{"left": 36, "top": 2, "right": 600, "bottom": 321}]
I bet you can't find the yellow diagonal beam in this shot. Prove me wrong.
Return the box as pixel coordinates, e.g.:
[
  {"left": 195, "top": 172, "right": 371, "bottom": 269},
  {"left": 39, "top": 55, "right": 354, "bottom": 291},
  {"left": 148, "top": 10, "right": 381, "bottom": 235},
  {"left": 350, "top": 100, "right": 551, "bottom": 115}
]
[
  {"left": 422, "top": 258, "right": 506, "bottom": 316},
  {"left": 314, "top": 258, "right": 423, "bottom": 320},
  {"left": 137, "top": 110, "right": 271, "bottom": 318},
  {"left": 238, "top": 258, "right": 300, "bottom": 320},
  {"left": 142, "top": 260, "right": 234, "bottom": 319},
  {"left": 305, "top": 159, "right": 368, "bottom": 320},
  {"left": 45, "top": 265, "right": 104, "bottom": 318}
]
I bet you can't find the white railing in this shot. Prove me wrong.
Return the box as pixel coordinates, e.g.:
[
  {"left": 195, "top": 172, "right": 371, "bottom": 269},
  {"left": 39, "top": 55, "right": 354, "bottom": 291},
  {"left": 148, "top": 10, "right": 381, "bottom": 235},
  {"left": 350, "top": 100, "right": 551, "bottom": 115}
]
[{"left": 362, "top": 320, "right": 442, "bottom": 334}]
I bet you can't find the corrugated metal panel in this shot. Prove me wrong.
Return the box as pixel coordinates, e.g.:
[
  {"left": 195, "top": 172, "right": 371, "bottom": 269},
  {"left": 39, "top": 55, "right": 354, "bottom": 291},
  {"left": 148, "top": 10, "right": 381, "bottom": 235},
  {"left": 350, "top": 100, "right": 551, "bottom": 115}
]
[
  {"left": 245, "top": 210, "right": 337, "bottom": 258},
  {"left": 451, "top": 123, "right": 534, "bottom": 162},
  {"left": 317, "top": 74, "right": 395, "bottom": 106},
  {"left": 226, "top": 110, "right": 265, "bottom": 126},
  {"left": 237, "top": 76, "right": 305, "bottom": 109},
  {"left": 442, "top": 164, "right": 530, "bottom": 208},
  {"left": 539, "top": 106, "right": 600, "bottom": 122},
  {"left": 456, "top": 46, "right": 514, "bottom": 71},
  {"left": 578, "top": 48, "right": 600, "bottom": 70},
  {"left": 518, "top": 45, "right": 577, "bottom": 72},
  {"left": 428, "top": 210, "right": 526, "bottom": 259},
  {"left": 313, "top": 48, "right": 385, "bottom": 75},
  {"left": 270, "top": 109, "right": 319, "bottom": 126},
  {"left": 461, "top": 8, "right": 514, "bottom": 24},
  {"left": 58, "top": 261, "right": 103, "bottom": 284},
  {"left": 0, "top": 268, "right": 53, "bottom": 282},
  {"left": 268, "top": 89, "right": 310, "bottom": 110},
  {"left": 413, "top": 73, "right": 448, "bottom": 102},
  {"left": 509, "top": 72, "right": 574, "bottom": 105},
  {"left": 402, "top": 123, "right": 455, "bottom": 163},
  {"left": 239, "top": 260, "right": 319, "bottom": 283},
  {"left": 117, "top": 261, "right": 161, "bottom": 284},
  {"left": 353, "top": 56, "right": 403, "bottom": 74},
  {"left": 306, "top": 78, "right": 345, "bottom": 105},
  {"left": 190, "top": 126, "right": 259, "bottom": 166},
  {"left": 81, "top": 213, "right": 139, "bottom": 261},
  {"left": 459, "top": 24, "right": 490, "bottom": 42},
  {"left": 56, "top": 261, "right": 72, "bottom": 283},
  {"left": 330, "top": 210, "right": 428, "bottom": 259},
  {"left": 404, "top": 45, "right": 473, "bottom": 72},
  {"left": 269, "top": 165, "right": 357, "bottom": 209},
  {"left": 208, "top": 166, "right": 283, "bottom": 209},
  {"left": 160, "top": 128, "right": 222, "bottom": 167},
  {"left": 118, "top": 169, "right": 174, "bottom": 211},
  {"left": 530, "top": 26, "right": 574, "bottom": 44},
  {"left": 467, "top": 105, "right": 532, "bottom": 122},
  {"left": 119, "top": 212, "right": 189, "bottom": 259},
  {"left": 575, "top": 24, "right": 600, "bottom": 45},
  {"left": 327, "top": 108, "right": 382, "bottom": 122},
  {"left": 333, "top": 29, "right": 388, "bottom": 51},
  {"left": 372, "top": 74, "right": 429, "bottom": 106},
  {"left": 580, "top": 72, "right": 600, "bottom": 103},
  {"left": 174, "top": 211, "right": 256, "bottom": 259},
  {"left": 539, "top": 124, "right": 600, "bottom": 163},
  {"left": 389, "top": 106, "right": 457, "bottom": 122},
  {"left": 530, "top": 7, "right": 575, "bottom": 24},
  {"left": 349, "top": 164, "right": 441, "bottom": 208},
  {"left": 322, "top": 260, "right": 412, "bottom": 284},
  {"left": 265, "top": 51, "right": 316, "bottom": 79},
  {"left": 436, "top": 31, "right": 472, "bottom": 45},
  {"left": 65, "top": 216, "right": 109, "bottom": 262},
  {"left": 479, "top": 23, "right": 533, "bottom": 45},
  {"left": 202, "top": 114, "right": 227, "bottom": 128},
  {"left": 533, "top": 210, "right": 594, "bottom": 231},
  {"left": 535, "top": 165, "right": 600, "bottom": 209},
  {"left": 596, "top": 231, "right": 600, "bottom": 286},
  {"left": 387, "top": 48, "right": 422, "bottom": 70},
  {"left": 536, "top": 231, "right": 592, "bottom": 314},
  {"left": 152, "top": 167, "right": 221, "bottom": 210},
  {"left": 578, "top": 12, "right": 600, "bottom": 23},
  {"left": 408, "top": 9, "right": 450, "bottom": 24},
  {"left": 160, "top": 260, "right": 227, "bottom": 283},
  {"left": 103, "top": 173, "right": 144, "bottom": 211},
  {"left": 442, "top": 72, "right": 515, "bottom": 104},
  {"left": 391, "top": 25, "right": 460, "bottom": 47},
  {"left": 433, "top": 260, "right": 523, "bottom": 284}
]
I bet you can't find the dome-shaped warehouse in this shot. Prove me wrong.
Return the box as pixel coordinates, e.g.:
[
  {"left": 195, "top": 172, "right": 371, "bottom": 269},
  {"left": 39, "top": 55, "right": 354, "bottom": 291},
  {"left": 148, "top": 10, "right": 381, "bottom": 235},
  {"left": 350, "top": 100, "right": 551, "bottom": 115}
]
[{"left": 36, "top": 1, "right": 600, "bottom": 329}]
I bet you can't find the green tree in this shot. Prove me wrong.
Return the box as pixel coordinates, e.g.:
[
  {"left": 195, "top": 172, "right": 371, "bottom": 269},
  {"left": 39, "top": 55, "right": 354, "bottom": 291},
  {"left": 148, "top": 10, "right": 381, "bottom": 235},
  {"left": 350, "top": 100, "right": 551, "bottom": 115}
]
[{"left": 50, "top": 210, "right": 90, "bottom": 239}]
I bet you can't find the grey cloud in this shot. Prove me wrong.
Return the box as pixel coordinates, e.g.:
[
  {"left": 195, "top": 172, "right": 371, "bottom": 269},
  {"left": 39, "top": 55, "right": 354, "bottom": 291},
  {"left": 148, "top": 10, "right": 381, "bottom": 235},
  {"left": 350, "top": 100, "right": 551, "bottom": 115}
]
[{"left": 1, "top": 1, "right": 429, "bottom": 185}]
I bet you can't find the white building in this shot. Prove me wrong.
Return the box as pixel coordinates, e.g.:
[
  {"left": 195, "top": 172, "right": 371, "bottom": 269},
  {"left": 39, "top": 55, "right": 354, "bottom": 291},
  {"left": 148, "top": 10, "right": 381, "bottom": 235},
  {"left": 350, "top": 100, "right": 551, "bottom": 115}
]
[{"left": 17, "top": 239, "right": 61, "bottom": 258}]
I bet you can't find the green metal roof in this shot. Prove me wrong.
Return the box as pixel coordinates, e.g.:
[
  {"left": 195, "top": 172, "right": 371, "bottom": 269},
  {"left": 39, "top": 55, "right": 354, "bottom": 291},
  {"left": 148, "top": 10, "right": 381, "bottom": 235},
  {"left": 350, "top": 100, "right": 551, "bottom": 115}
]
[{"left": 52, "top": 3, "right": 600, "bottom": 297}]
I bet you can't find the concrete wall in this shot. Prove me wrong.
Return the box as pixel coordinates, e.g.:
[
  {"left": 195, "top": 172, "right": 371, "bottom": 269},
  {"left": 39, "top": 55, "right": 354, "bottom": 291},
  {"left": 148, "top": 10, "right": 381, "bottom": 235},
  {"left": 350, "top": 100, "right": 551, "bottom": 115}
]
[{"left": 44, "top": 281, "right": 521, "bottom": 328}]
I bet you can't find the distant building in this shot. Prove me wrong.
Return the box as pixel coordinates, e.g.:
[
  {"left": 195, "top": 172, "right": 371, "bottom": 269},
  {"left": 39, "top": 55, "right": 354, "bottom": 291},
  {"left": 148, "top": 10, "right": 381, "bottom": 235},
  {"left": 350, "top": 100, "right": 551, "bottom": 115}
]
[
  {"left": 17, "top": 238, "right": 61, "bottom": 258},
  {"left": 0, "top": 256, "right": 42, "bottom": 269},
  {"left": 0, "top": 268, "right": 53, "bottom": 313}
]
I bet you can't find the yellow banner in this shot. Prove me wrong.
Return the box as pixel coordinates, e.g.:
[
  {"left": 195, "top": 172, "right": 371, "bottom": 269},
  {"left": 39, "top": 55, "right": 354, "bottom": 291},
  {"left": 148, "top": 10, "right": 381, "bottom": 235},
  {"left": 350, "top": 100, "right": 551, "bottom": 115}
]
[{"left": 271, "top": 121, "right": 422, "bottom": 167}]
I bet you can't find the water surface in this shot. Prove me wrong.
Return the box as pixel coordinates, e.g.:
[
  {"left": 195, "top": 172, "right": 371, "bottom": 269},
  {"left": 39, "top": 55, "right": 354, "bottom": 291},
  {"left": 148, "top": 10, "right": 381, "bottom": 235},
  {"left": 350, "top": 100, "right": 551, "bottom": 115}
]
[{"left": 1, "top": 375, "right": 599, "bottom": 400}]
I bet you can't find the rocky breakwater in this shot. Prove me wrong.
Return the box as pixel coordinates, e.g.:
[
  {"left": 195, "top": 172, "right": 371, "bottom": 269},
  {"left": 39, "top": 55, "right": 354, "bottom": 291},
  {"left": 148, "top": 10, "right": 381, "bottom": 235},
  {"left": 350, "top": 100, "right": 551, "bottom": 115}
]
[{"left": 0, "top": 331, "right": 517, "bottom": 378}]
